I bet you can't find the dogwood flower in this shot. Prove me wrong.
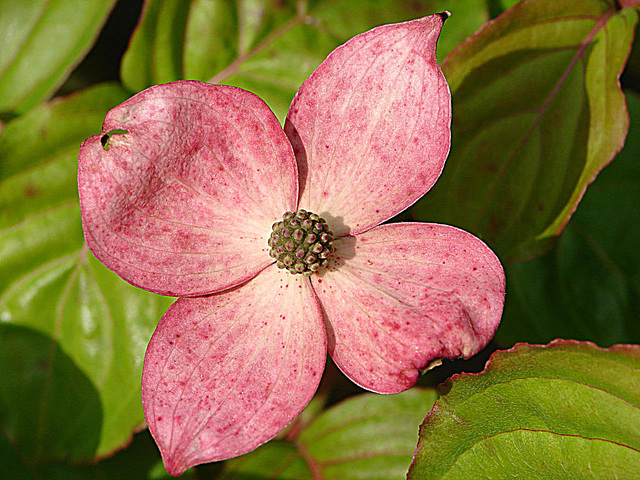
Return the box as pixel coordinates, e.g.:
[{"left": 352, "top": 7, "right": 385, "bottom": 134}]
[{"left": 78, "top": 13, "right": 504, "bottom": 475}]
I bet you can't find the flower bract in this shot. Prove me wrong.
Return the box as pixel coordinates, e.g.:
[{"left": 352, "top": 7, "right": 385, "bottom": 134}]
[{"left": 78, "top": 13, "right": 505, "bottom": 476}]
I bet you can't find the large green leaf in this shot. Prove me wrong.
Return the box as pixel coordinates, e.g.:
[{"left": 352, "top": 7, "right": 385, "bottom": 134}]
[
  {"left": 496, "top": 90, "right": 640, "bottom": 347},
  {"left": 0, "top": 84, "right": 174, "bottom": 465},
  {"left": 413, "top": 0, "right": 638, "bottom": 261},
  {"left": 220, "top": 388, "right": 438, "bottom": 480},
  {"left": 408, "top": 341, "right": 640, "bottom": 479},
  {"left": 0, "top": 429, "right": 197, "bottom": 480},
  {"left": 121, "top": 0, "right": 489, "bottom": 121},
  {"left": 0, "top": 0, "right": 117, "bottom": 116}
]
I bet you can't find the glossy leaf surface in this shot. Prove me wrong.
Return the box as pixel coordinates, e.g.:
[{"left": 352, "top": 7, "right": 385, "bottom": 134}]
[
  {"left": 0, "top": 0, "right": 116, "bottom": 115},
  {"left": 121, "top": 0, "right": 488, "bottom": 121},
  {"left": 221, "top": 388, "right": 438, "bottom": 480},
  {"left": 0, "top": 84, "right": 174, "bottom": 463},
  {"left": 496, "top": 90, "right": 640, "bottom": 347},
  {"left": 409, "top": 341, "right": 640, "bottom": 479},
  {"left": 413, "top": 0, "right": 638, "bottom": 261}
]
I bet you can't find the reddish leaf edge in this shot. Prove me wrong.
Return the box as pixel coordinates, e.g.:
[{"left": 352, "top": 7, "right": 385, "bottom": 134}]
[
  {"left": 532, "top": 6, "right": 634, "bottom": 240},
  {"left": 440, "top": 0, "right": 635, "bottom": 260},
  {"left": 440, "top": 339, "right": 640, "bottom": 386},
  {"left": 407, "top": 339, "right": 640, "bottom": 475},
  {"left": 619, "top": 0, "right": 640, "bottom": 9}
]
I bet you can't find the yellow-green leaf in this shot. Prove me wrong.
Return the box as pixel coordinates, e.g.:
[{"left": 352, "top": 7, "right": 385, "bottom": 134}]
[{"left": 413, "top": 0, "right": 638, "bottom": 261}]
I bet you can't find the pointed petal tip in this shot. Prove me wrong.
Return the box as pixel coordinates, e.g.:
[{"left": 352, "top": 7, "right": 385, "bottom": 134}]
[
  {"left": 286, "top": 13, "right": 451, "bottom": 236},
  {"left": 143, "top": 269, "right": 326, "bottom": 474},
  {"left": 161, "top": 455, "right": 190, "bottom": 477}
]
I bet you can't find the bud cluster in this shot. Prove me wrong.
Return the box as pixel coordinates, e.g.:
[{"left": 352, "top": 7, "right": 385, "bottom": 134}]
[{"left": 268, "top": 210, "right": 334, "bottom": 274}]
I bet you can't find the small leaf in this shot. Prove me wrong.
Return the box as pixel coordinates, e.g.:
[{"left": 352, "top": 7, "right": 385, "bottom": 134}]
[
  {"left": 221, "top": 388, "right": 438, "bottom": 480},
  {"left": 408, "top": 341, "right": 640, "bottom": 479},
  {"left": 496, "top": 90, "right": 640, "bottom": 347},
  {"left": 0, "top": 84, "right": 174, "bottom": 464},
  {"left": 413, "top": 0, "right": 638, "bottom": 261},
  {"left": 121, "top": 0, "right": 488, "bottom": 121},
  {"left": 0, "top": 0, "right": 117, "bottom": 116}
]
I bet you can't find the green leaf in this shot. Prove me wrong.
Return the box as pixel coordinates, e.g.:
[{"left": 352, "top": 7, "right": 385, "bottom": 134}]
[
  {"left": 408, "top": 341, "right": 640, "bottom": 479},
  {"left": 220, "top": 388, "right": 438, "bottom": 480},
  {"left": 413, "top": 0, "right": 638, "bottom": 261},
  {"left": 0, "top": 426, "right": 31, "bottom": 480},
  {"left": 0, "top": 429, "right": 198, "bottom": 480},
  {"left": 496, "top": 90, "right": 640, "bottom": 347},
  {"left": 121, "top": 0, "right": 488, "bottom": 121},
  {"left": 0, "top": 0, "right": 117, "bottom": 116},
  {"left": 0, "top": 83, "right": 174, "bottom": 465},
  {"left": 495, "top": 0, "right": 523, "bottom": 12},
  {"left": 0, "top": 324, "right": 103, "bottom": 462}
]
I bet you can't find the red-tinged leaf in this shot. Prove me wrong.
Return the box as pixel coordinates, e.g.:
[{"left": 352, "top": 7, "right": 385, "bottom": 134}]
[
  {"left": 312, "top": 223, "right": 504, "bottom": 394},
  {"left": 284, "top": 14, "right": 451, "bottom": 237},
  {"left": 142, "top": 265, "right": 326, "bottom": 475},
  {"left": 413, "top": 0, "right": 638, "bottom": 261},
  {"left": 408, "top": 341, "right": 640, "bottom": 479},
  {"left": 78, "top": 81, "right": 298, "bottom": 297}
]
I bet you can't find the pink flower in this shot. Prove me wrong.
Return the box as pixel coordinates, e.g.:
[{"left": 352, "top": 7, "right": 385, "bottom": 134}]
[{"left": 78, "top": 14, "right": 504, "bottom": 476}]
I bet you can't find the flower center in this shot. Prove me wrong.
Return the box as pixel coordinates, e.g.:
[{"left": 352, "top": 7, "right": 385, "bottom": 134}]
[{"left": 268, "top": 210, "right": 334, "bottom": 275}]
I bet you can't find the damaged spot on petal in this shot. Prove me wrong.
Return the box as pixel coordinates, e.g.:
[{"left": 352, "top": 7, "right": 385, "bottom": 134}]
[
  {"left": 78, "top": 81, "right": 299, "bottom": 296},
  {"left": 100, "top": 128, "right": 128, "bottom": 150},
  {"left": 312, "top": 223, "right": 504, "bottom": 394},
  {"left": 420, "top": 358, "right": 443, "bottom": 375}
]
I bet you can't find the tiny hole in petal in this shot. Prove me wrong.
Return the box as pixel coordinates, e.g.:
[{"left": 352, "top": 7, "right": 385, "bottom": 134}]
[{"left": 101, "top": 129, "right": 128, "bottom": 150}]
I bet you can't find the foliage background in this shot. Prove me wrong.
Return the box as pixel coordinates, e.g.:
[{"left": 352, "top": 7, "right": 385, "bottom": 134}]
[{"left": 1, "top": 0, "right": 639, "bottom": 478}]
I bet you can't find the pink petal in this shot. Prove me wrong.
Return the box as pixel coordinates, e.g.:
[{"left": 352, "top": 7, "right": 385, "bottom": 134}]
[
  {"left": 312, "top": 223, "right": 504, "bottom": 394},
  {"left": 285, "top": 15, "right": 451, "bottom": 236},
  {"left": 78, "top": 81, "right": 298, "bottom": 297},
  {"left": 142, "top": 265, "right": 326, "bottom": 475}
]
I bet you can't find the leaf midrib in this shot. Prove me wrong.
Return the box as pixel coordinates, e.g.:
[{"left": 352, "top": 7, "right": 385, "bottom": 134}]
[{"left": 471, "top": 9, "right": 616, "bottom": 234}]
